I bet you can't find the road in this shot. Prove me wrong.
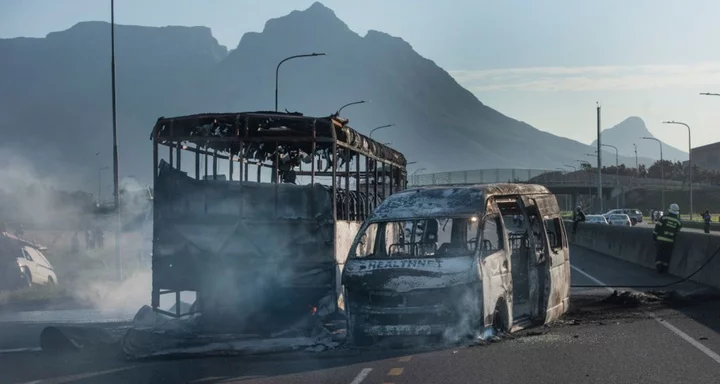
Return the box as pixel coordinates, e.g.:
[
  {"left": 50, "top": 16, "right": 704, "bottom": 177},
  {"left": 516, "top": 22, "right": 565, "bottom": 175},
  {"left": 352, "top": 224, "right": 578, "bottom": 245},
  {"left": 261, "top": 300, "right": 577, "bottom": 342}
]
[{"left": 2, "top": 245, "right": 720, "bottom": 384}]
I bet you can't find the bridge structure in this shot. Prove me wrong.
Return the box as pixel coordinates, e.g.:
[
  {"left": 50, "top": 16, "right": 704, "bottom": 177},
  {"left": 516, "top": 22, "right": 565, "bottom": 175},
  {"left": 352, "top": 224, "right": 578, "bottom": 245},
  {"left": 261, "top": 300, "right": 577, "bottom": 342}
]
[{"left": 408, "top": 168, "right": 694, "bottom": 213}]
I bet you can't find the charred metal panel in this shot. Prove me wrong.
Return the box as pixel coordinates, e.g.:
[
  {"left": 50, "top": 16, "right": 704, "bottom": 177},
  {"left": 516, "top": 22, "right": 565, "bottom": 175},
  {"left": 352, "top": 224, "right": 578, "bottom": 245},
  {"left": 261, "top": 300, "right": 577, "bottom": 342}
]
[
  {"left": 153, "top": 160, "right": 337, "bottom": 329},
  {"left": 480, "top": 251, "right": 512, "bottom": 327},
  {"left": 151, "top": 112, "right": 407, "bottom": 167},
  {"left": 334, "top": 221, "right": 361, "bottom": 267},
  {"left": 334, "top": 221, "right": 363, "bottom": 311},
  {"left": 343, "top": 256, "right": 477, "bottom": 293},
  {"left": 371, "top": 184, "right": 553, "bottom": 221},
  {"left": 371, "top": 188, "right": 485, "bottom": 220}
]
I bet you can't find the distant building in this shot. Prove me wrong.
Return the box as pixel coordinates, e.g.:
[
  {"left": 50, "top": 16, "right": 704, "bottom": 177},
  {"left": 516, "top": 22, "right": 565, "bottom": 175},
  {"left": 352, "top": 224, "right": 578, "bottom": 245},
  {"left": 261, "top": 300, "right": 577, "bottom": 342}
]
[{"left": 688, "top": 141, "right": 720, "bottom": 171}]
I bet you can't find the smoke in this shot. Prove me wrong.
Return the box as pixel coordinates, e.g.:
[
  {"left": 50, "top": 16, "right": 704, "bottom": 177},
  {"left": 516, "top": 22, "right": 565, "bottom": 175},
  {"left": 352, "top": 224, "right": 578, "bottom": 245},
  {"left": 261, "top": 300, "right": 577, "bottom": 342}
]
[
  {"left": 0, "top": 148, "right": 154, "bottom": 314},
  {"left": 74, "top": 270, "right": 152, "bottom": 313},
  {"left": 442, "top": 285, "right": 483, "bottom": 344}
]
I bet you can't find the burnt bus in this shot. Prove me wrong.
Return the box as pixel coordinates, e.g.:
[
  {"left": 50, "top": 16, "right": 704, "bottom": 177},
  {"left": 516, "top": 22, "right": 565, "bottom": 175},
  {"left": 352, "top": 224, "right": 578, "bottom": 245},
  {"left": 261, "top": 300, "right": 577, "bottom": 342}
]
[
  {"left": 150, "top": 112, "right": 406, "bottom": 333},
  {"left": 342, "top": 184, "right": 570, "bottom": 344}
]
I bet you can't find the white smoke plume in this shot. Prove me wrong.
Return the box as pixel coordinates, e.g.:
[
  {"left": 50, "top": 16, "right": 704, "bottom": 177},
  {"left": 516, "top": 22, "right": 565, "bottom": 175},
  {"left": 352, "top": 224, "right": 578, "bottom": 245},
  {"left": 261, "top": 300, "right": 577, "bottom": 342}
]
[{"left": 0, "top": 148, "right": 154, "bottom": 314}]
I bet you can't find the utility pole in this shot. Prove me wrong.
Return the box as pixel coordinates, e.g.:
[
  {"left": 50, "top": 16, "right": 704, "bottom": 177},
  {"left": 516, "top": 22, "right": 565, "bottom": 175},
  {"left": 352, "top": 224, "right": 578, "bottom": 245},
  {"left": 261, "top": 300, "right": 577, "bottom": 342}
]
[
  {"left": 110, "top": 0, "right": 122, "bottom": 281},
  {"left": 596, "top": 103, "right": 603, "bottom": 213},
  {"left": 275, "top": 53, "right": 326, "bottom": 111},
  {"left": 633, "top": 143, "right": 638, "bottom": 174}
]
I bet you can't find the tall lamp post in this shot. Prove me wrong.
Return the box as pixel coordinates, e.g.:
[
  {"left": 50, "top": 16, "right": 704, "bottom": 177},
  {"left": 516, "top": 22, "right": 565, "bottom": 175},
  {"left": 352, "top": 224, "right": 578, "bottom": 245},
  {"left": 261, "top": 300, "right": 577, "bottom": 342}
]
[
  {"left": 642, "top": 136, "right": 664, "bottom": 210},
  {"left": 633, "top": 143, "right": 638, "bottom": 175},
  {"left": 601, "top": 144, "right": 620, "bottom": 208},
  {"left": 275, "top": 53, "right": 326, "bottom": 111},
  {"left": 662, "top": 120, "right": 693, "bottom": 220},
  {"left": 98, "top": 166, "right": 109, "bottom": 203},
  {"left": 369, "top": 124, "right": 394, "bottom": 138},
  {"left": 337, "top": 100, "right": 367, "bottom": 115},
  {"left": 110, "top": 0, "right": 122, "bottom": 281}
]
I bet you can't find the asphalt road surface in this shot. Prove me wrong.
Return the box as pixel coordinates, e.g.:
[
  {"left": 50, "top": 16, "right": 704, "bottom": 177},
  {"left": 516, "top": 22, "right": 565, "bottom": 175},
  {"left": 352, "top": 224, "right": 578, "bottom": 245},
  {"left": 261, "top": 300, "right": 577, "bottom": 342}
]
[{"left": 2, "top": 245, "right": 720, "bottom": 384}]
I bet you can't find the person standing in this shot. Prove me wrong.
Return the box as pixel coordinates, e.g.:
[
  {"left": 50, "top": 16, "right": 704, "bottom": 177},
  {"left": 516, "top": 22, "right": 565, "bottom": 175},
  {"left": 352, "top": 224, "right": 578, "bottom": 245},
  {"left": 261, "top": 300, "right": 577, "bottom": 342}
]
[
  {"left": 653, "top": 203, "right": 682, "bottom": 274},
  {"left": 702, "top": 210, "right": 711, "bottom": 234},
  {"left": 573, "top": 205, "right": 586, "bottom": 235}
]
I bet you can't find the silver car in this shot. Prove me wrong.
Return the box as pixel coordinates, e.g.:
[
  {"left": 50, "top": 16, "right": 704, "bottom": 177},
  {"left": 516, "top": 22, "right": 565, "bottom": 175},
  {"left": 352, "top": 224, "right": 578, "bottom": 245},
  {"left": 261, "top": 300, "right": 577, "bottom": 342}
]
[
  {"left": 604, "top": 209, "right": 643, "bottom": 226},
  {"left": 586, "top": 214, "right": 609, "bottom": 225}
]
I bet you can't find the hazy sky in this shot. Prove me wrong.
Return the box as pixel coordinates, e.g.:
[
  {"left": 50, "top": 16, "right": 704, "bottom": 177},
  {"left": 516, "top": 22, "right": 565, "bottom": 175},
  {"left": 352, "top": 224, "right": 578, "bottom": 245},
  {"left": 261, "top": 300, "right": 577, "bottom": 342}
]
[{"left": 3, "top": 0, "right": 720, "bottom": 156}]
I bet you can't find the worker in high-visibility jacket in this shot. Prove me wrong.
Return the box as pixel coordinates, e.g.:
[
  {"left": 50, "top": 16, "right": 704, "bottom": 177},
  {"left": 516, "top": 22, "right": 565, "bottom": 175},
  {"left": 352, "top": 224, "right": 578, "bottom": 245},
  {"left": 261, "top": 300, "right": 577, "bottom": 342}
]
[{"left": 653, "top": 203, "right": 682, "bottom": 274}]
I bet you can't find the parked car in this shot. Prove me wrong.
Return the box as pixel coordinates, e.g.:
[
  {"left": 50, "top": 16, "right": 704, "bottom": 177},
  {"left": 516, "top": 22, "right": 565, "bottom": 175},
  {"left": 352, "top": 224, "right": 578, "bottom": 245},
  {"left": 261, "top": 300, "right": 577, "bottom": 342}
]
[
  {"left": 604, "top": 209, "right": 643, "bottom": 225},
  {"left": 0, "top": 233, "right": 57, "bottom": 290},
  {"left": 586, "top": 214, "right": 609, "bottom": 224},
  {"left": 607, "top": 214, "right": 632, "bottom": 226}
]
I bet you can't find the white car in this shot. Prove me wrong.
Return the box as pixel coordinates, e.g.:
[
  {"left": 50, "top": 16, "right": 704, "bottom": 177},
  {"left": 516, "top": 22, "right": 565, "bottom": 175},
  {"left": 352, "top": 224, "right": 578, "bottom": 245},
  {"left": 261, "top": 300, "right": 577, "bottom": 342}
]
[
  {"left": 586, "top": 214, "right": 609, "bottom": 224},
  {"left": 0, "top": 233, "right": 58, "bottom": 289},
  {"left": 607, "top": 214, "right": 632, "bottom": 226},
  {"left": 604, "top": 209, "right": 643, "bottom": 225}
]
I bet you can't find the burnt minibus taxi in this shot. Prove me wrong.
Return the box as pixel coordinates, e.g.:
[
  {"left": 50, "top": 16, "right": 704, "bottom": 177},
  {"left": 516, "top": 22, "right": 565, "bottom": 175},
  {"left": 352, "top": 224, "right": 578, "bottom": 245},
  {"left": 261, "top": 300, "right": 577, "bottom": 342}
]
[{"left": 342, "top": 184, "right": 570, "bottom": 345}]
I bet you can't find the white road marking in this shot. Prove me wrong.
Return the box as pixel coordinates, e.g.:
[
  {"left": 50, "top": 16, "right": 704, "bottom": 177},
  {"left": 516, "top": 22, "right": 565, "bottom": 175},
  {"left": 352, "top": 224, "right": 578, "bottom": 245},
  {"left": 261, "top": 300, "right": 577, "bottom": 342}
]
[
  {"left": 0, "top": 347, "right": 41, "bottom": 354},
  {"left": 17, "top": 366, "right": 139, "bottom": 384},
  {"left": 350, "top": 368, "right": 373, "bottom": 384},
  {"left": 571, "top": 264, "right": 720, "bottom": 365}
]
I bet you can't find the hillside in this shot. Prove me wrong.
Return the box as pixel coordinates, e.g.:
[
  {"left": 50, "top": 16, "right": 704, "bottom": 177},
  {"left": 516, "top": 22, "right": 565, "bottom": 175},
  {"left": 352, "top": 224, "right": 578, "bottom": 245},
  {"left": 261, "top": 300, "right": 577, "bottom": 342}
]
[
  {"left": 0, "top": 2, "right": 643, "bottom": 188},
  {"left": 591, "top": 116, "right": 688, "bottom": 163}
]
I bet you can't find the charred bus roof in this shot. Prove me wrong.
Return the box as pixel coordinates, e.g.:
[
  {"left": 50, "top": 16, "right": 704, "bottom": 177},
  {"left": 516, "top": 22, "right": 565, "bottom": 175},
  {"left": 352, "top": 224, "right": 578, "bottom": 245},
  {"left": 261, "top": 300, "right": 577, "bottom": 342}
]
[
  {"left": 369, "top": 183, "right": 553, "bottom": 221},
  {"left": 150, "top": 111, "right": 407, "bottom": 167}
]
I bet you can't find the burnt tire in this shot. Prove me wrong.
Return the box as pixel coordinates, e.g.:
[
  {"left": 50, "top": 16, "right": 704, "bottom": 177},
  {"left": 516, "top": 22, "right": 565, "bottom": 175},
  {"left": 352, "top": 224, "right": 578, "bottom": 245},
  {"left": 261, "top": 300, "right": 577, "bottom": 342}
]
[{"left": 492, "top": 300, "right": 509, "bottom": 333}]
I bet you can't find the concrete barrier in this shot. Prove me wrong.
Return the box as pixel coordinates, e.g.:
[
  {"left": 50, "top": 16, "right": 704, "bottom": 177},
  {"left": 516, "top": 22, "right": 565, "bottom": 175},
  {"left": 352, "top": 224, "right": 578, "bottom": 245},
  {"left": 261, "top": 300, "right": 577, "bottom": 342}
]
[
  {"left": 681, "top": 220, "right": 720, "bottom": 232},
  {"left": 570, "top": 222, "right": 720, "bottom": 289}
]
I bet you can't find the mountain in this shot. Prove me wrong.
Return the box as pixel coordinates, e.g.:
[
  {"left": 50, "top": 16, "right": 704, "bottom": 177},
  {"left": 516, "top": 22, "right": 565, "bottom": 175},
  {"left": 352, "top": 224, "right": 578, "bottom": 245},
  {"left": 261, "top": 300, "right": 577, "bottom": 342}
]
[
  {"left": 0, "top": 2, "right": 643, "bottom": 189},
  {"left": 590, "top": 117, "right": 687, "bottom": 164},
  {"left": 0, "top": 22, "right": 228, "bottom": 188}
]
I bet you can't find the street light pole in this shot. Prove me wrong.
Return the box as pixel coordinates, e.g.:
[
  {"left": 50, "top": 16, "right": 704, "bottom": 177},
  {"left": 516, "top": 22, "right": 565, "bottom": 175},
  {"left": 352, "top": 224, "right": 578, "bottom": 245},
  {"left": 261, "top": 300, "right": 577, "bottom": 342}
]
[
  {"left": 563, "top": 164, "right": 577, "bottom": 171},
  {"left": 369, "top": 124, "right": 394, "bottom": 138},
  {"left": 633, "top": 143, "right": 638, "bottom": 174},
  {"left": 275, "top": 53, "right": 326, "bottom": 111},
  {"left": 601, "top": 144, "right": 620, "bottom": 208},
  {"left": 337, "top": 100, "right": 367, "bottom": 115},
  {"left": 98, "top": 166, "right": 109, "bottom": 203},
  {"left": 596, "top": 103, "right": 603, "bottom": 213},
  {"left": 642, "top": 136, "right": 664, "bottom": 210},
  {"left": 110, "top": 0, "right": 122, "bottom": 281},
  {"left": 663, "top": 121, "right": 693, "bottom": 220}
]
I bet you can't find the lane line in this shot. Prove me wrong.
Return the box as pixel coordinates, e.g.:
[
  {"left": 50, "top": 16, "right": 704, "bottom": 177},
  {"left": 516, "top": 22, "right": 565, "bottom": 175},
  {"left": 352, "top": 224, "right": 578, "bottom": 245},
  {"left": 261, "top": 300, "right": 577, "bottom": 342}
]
[
  {"left": 388, "top": 368, "right": 404, "bottom": 376},
  {"left": 571, "top": 265, "right": 720, "bottom": 365},
  {"left": 398, "top": 356, "right": 412, "bottom": 362},
  {"left": 0, "top": 347, "right": 41, "bottom": 354},
  {"left": 17, "top": 366, "right": 138, "bottom": 384},
  {"left": 349, "top": 368, "right": 372, "bottom": 384}
]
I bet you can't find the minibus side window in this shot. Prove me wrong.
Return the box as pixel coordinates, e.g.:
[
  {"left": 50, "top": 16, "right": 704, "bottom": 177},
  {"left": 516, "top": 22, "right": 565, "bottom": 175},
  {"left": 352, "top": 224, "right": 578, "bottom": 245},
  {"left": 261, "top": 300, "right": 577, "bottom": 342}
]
[
  {"left": 481, "top": 214, "right": 503, "bottom": 254},
  {"left": 544, "top": 217, "right": 564, "bottom": 251}
]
